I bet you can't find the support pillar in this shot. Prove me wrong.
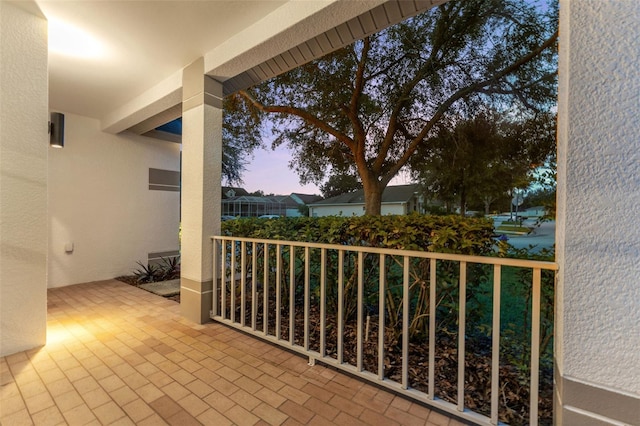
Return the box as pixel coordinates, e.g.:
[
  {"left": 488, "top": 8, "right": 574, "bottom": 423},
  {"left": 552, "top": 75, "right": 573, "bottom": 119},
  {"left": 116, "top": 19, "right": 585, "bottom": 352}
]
[
  {"left": 180, "top": 58, "right": 222, "bottom": 323},
  {"left": 555, "top": 1, "right": 640, "bottom": 424},
  {"left": 0, "top": 3, "right": 48, "bottom": 356}
]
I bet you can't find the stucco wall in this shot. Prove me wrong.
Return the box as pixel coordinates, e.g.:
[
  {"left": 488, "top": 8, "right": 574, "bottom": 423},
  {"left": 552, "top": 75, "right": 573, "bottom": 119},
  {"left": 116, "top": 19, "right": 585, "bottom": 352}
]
[
  {"left": 0, "top": 3, "right": 48, "bottom": 356},
  {"left": 48, "top": 113, "right": 180, "bottom": 288},
  {"left": 556, "top": 0, "right": 640, "bottom": 394}
]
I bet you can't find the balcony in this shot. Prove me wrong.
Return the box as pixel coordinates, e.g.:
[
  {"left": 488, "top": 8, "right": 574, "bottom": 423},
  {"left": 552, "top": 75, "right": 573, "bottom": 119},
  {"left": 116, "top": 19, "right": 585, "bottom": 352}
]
[{"left": 1, "top": 280, "right": 464, "bottom": 426}]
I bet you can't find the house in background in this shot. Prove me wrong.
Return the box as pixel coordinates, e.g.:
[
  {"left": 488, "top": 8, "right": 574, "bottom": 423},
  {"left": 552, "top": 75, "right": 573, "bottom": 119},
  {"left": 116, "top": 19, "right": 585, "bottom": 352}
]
[
  {"left": 289, "top": 193, "right": 323, "bottom": 217},
  {"left": 1, "top": 1, "right": 638, "bottom": 424},
  {"left": 222, "top": 187, "right": 249, "bottom": 199},
  {"left": 222, "top": 192, "right": 322, "bottom": 217},
  {"left": 309, "top": 184, "right": 422, "bottom": 217},
  {"left": 221, "top": 194, "right": 287, "bottom": 217}
]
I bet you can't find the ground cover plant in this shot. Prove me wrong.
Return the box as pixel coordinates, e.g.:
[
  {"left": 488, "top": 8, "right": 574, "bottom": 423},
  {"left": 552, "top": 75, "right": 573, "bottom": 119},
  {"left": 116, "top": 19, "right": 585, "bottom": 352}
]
[
  {"left": 116, "top": 257, "right": 180, "bottom": 285},
  {"left": 220, "top": 215, "right": 555, "bottom": 425}
]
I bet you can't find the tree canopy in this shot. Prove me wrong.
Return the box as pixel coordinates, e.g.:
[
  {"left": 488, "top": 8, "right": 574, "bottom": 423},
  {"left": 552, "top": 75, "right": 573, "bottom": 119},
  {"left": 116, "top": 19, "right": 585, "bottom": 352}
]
[
  {"left": 221, "top": 95, "right": 263, "bottom": 185},
  {"left": 226, "top": 0, "right": 558, "bottom": 214},
  {"left": 411, "top": 110, "right": 556, "bottom": 215},
  {"left": 319, "top": 173, "right": 362, "bottom": 199}
]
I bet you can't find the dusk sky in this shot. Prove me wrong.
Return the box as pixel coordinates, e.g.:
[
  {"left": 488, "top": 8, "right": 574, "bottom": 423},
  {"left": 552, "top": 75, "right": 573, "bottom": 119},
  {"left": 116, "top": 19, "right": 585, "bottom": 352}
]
[
  {"left": 239, "top": 145, "right": 320, "bottom": 196},
  {"left": 240, "top": 145, "right": 413, "bottom": 196}
]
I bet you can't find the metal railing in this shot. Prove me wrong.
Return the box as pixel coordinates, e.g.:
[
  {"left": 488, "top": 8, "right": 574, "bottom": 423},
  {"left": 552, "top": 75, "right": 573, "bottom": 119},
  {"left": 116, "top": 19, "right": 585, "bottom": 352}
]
[{"left": 211, "top": 236, "right": 558, "bottom": 425}]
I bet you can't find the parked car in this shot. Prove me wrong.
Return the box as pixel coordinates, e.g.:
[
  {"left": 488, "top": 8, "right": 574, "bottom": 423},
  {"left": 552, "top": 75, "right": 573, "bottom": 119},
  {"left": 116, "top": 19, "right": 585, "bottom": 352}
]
[
  {"left": 221, "top": 215, "right": 237, "bottom": 221},
  {"left": 258, "top": 215, "right": 280, "bottom": 219}
]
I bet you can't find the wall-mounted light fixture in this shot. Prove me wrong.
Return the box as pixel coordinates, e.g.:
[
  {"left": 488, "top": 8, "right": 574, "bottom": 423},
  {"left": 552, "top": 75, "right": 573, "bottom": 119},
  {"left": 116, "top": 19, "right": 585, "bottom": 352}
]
[{"left": 49, "top": 112, "right": 64, "bottom": 148}]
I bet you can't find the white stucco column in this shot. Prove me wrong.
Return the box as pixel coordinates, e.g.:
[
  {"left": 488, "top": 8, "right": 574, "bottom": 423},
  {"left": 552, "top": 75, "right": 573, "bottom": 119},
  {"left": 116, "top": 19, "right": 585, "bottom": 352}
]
[
  {"left": 0, "top": 3, "right": 49, "bottom": 356},
  {"left": 555, "top": 1, "right": 640, "bottom": 424},
  {"left": 180, "top": 58, "right": 222, "bottom": 323}
]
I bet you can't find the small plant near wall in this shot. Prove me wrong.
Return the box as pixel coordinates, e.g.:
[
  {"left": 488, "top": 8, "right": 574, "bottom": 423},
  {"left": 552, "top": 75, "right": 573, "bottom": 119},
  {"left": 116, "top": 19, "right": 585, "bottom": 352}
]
[
  {"left": 159, "top": 256, "right": 180, "bottom": 280},
  {"left": 125, "top": 256, "right": 181, "bottom": 284},
  {"left": 133, "top": 262, "right": 162, "bottom": 283}
]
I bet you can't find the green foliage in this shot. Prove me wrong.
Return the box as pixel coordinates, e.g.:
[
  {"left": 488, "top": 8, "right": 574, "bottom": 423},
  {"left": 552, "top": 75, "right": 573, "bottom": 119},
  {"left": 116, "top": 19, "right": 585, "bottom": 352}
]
[
  {"left": 411, "top": 110, "right": 557, "bottom": 216},
  {"left": 222, "top": 96, "right": 263, "bottom": 185},
  {"left": 222, "top": 214, "right": 494, "bottom": 255},
  {"left": 222, "top": 215, "right": 495, "bottom": 340},
  {"left": 297, "top": 204, "right": 310, "bottom": 217},
  {"left": 133, "top": 261, "right": 162, "bottom": 284},
  {"left": 160, "top": 256, "right": 181, "bottom": 280},
  {"left": 524, "top": 186, "right": 557, "bottom": 220},
  {"left": 319, "top": 173, "right": 362, "bottom": 199},
  {"left": 133, "top": 257, "right": 181, "bottom": 283},
  {"left": 499, "top": 245, "right": 555, "bottom": 374},
  {"left": 496, "top": 224, "right": 530, "bottom": 233},
  {"left": 230, "top": 0, "right": 558, "bottom": 214}
]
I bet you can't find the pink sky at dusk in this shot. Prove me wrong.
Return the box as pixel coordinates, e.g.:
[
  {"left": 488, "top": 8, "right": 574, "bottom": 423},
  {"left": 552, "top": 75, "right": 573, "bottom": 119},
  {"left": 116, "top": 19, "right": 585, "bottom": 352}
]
[
  {"left": 239, "top": 145, "right": 414, "bottom": 196},
  {"left": 239, "top": 145, "right": 321, "bottom": 196}
]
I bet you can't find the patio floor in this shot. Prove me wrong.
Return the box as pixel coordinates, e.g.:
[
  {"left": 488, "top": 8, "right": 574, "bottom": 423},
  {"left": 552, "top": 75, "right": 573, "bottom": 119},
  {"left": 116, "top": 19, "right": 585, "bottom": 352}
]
[{"left": 1, "top": 280, "right": 464, "bottom": 426}]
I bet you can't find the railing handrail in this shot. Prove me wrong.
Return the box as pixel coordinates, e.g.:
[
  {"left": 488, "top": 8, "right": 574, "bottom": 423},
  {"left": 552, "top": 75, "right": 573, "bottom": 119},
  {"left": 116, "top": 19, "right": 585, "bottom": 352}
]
[{"left": 211, "top": 235, "right": 558, "bottom": 271}]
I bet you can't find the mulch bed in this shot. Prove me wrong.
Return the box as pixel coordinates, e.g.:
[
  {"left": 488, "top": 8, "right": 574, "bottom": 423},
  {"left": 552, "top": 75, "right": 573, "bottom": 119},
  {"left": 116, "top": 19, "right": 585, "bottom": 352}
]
[{"left": 233, "top": 303, "right": 552, "bottom": 425}]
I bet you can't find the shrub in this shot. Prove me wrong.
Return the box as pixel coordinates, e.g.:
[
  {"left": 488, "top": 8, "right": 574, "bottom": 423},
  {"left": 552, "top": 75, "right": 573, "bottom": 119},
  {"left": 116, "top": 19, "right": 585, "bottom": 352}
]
[
  {"left": 222, "top": 214, "right": 495, "bottom": 339},
  {"left": 222, "top": 213, "right": 494, "bottom": 255},
  {"left": 133, "top": 256, "right": 180, "bottom": 283}
]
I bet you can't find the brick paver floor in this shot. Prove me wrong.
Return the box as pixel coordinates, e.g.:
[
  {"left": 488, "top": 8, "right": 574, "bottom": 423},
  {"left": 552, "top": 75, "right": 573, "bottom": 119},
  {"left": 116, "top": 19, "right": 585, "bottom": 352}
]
[{"left": 0, "top": 280, "right": 465, "bottom": 425}]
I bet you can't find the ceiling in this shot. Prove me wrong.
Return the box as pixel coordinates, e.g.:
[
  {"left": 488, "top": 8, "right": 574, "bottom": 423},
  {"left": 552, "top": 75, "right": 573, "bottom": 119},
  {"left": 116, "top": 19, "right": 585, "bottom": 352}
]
[
  {"left": 34, "top": 0, "right": 443, "bottom": 133},
  {"left": 37, "top": 1, "right": 288, "bottom": 119}
]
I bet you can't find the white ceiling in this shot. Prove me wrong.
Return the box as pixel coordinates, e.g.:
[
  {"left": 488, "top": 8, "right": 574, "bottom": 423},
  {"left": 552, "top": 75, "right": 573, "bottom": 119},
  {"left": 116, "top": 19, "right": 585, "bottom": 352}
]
[
  {"left": 34, "top": 0, "right": 442, "bottom": 131},
  {"left": 37, "top": 1, "right": 288, "bottom": 119}
]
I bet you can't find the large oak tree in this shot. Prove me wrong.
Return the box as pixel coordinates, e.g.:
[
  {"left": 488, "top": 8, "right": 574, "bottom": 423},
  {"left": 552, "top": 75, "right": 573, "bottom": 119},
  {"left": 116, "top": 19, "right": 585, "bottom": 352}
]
[{"left": 228, "top": 0, "right": 558, "bottom": 214}]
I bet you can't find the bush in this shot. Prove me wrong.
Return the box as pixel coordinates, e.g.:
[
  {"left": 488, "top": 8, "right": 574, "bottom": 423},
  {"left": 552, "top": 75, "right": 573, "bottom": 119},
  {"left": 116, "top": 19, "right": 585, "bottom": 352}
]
[
  {"left": 222, "top": 214, "right": 495, "bottom": 339},
  {"left": 222, "top": 213, "right": 494, "bottom": 255},
  {"left": 133, "top": 256, "right": 180, "bottom": 283}
]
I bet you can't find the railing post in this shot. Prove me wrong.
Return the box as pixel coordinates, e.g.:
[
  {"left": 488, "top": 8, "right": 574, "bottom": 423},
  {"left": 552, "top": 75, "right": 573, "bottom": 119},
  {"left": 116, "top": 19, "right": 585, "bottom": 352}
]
[
  {"left": 378, "top": 253, "right": 386, "bottom": 380},
  {"left": 289, "top": 245, "right": 295, "bottom": 345},
  {"left": 530, "top": 268, "right": 542, "bottom": 425},
  {"left": 458, "top": 261, "right": 467, "bottom": 412},
  {"left": 356, "top": 251, "right": 364, "bottom": 372},
  {"left": 263, "top": 243, "right": 269, "bottom": 335},
  {"left": 276, "top": 244, "right": 282, "bottom": 340},
  {"left": 402, "top": 256, "right": 410, "bottom": 390},
  {"left": 211, "top": 239, "right": 219, "bottom": 318},
  {"left": 337, "top": 249, "right": 344, "bottom": 364},
  {"left": 304, "top": 247, "right": 310, "bottom": 351},
  {"left": 251, "top": 242, "right": 257, "bottom": 330},
  {"left": 320, "top": 248, "right": 327, "bottom": 357},
  {"left": 221, "top": 240, "right": 227, "bottom": 320},
  {"left": 491, "top": 264, "right": 501, "bottom": 425},
  {"left": 428, "top": 258, "right": 436, "bottom": 399}
]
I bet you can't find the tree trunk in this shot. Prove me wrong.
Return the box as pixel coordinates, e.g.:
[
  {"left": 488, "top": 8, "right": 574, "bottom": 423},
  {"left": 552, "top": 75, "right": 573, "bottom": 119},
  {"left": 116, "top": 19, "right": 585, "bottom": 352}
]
[
  {"left": 361, "top": 173, "right": 383, "bottom": 216},
  {"left": 459, "top": 169, "right": 466, "bottom": 217}
]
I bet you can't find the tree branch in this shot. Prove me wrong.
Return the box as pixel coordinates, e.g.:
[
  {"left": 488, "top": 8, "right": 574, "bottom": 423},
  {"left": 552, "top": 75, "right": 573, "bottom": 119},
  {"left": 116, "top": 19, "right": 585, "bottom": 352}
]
[
  {"left": 383, "top": 29, "right": 559, "bottom": 181},
  {"left": 238, "top": 90, "right": 355, "bottom": 150},
  {"left": 348, "top": 37, "right": 370, "bottom": 162}
]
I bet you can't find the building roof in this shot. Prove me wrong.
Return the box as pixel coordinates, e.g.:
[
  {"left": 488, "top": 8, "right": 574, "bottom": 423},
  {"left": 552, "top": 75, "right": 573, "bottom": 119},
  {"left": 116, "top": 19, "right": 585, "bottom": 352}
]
[
  {"left": 290, "top": 193, "right": 323, "bottom": 205},
  {"left": 222, "top": 187, "right": 249, "bottom": 199},
  {"left": 310, "top": 184, "right": 418, "bottom": 206}
]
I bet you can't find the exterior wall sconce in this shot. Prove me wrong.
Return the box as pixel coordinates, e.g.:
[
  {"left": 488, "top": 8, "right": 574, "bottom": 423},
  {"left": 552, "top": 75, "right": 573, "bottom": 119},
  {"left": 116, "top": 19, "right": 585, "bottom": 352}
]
[{"left": 49, "top": 112, "right": 65, "bottom": 148}]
